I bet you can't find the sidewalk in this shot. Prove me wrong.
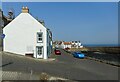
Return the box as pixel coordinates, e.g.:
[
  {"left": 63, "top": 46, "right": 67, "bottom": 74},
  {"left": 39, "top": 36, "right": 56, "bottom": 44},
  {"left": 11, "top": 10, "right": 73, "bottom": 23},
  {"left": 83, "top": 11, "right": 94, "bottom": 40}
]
[{"left": 0, "top": 51, "right": 56, "bottom": 62}]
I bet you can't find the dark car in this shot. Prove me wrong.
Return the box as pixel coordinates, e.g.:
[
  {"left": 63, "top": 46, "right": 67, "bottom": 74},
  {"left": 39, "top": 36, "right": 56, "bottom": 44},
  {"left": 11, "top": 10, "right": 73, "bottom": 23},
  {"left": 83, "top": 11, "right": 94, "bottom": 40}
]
[
  {"left": 72, "top": 52, "right": 85, "bottom": 58},
  {"left": 54, "top": 48, "right": 61, "bottom": 55}
]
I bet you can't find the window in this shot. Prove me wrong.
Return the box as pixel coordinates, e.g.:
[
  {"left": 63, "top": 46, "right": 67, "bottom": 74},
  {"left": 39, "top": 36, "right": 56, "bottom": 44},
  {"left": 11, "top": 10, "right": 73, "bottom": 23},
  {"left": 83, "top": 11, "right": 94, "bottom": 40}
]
[
  {"left": 75, "top": 41, "right": 77, "bottom": 43},
  {"left": 37, "top": 46, "right": 43, "bottom": 55},
  {"left": 37, "top": 32, "right": 43, "bottom": 42}
]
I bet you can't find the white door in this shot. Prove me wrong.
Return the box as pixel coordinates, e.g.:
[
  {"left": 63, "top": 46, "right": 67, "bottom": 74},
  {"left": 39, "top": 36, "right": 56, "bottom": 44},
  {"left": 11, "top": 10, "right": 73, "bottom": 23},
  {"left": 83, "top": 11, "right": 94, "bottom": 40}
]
[{"left": 36, "top": 46, "right": 43, "bottom": 58}]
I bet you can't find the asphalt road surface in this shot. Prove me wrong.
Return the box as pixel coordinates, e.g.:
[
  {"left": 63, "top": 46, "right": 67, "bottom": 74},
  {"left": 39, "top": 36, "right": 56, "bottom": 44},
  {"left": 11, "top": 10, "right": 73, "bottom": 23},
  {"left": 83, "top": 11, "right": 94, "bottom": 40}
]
[{"left": 1, "top": 49, "right": 119, "bottom": 80}]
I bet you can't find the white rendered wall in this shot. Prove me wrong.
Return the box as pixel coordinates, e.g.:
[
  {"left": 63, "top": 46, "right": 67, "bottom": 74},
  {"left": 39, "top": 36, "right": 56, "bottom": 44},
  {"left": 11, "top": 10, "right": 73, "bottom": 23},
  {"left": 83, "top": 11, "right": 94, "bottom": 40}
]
[
  {"left": 60, "top": 42, "right": 65, "bottom": 49},
  {"left": 65, "top": 45, "right": 71, "bottom": 48},
  {"left": 3, "top": 13, "right": 47, "bottom": 59}
]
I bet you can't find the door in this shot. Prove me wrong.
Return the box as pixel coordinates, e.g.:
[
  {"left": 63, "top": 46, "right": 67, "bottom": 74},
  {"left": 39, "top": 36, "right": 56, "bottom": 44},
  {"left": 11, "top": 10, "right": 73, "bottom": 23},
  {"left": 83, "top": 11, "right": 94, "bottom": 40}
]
[{"left": 36, "top": 46, "right": 43, "bottom": 58}]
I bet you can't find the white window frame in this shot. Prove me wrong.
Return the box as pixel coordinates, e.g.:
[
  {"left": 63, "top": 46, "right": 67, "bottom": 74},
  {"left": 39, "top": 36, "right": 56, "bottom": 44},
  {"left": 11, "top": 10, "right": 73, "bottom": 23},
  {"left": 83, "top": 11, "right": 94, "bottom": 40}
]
[{"left": 37, "top": 32, "right": 43, "bottom": 43}]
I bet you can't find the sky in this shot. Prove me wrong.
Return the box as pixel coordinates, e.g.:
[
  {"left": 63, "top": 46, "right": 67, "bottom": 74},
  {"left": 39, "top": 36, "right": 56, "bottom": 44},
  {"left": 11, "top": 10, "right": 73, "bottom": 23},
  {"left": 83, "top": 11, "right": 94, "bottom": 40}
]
[{"left": 1, "top": 2, "right": 118, "bottom": 45}]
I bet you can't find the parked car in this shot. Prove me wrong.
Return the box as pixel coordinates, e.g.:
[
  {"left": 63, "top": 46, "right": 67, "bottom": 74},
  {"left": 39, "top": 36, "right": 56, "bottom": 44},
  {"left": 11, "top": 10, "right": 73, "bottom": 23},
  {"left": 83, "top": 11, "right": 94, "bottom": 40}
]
[
  {"left": 65, "top": 47, "right": 70, "bottom": 51},
  {"left": 54, "top": 48, "right": 61, "bottom": 55},
  {"left": 72, "top": 52, "right": 85, "bottom": 58}
]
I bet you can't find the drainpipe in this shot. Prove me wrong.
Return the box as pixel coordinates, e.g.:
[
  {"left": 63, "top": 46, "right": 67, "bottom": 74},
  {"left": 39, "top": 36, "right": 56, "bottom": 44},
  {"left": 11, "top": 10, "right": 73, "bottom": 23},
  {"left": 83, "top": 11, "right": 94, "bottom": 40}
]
[{"left": 43, "top": 30, "right": 48, "bottom": 59}]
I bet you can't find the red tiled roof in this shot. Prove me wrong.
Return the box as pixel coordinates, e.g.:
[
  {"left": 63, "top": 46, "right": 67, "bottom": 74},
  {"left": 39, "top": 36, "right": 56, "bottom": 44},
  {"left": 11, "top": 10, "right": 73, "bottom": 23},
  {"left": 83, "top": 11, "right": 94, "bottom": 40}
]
[{"left": 64, "top": 42, "right": 72, "bottom": 45}]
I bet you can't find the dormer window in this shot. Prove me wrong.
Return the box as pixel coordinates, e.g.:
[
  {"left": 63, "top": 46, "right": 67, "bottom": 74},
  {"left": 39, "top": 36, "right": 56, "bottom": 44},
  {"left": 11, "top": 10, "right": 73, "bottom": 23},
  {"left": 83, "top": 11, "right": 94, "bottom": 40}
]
[{"left": 37, "top": 32, "right": 43, "bottom": 43}]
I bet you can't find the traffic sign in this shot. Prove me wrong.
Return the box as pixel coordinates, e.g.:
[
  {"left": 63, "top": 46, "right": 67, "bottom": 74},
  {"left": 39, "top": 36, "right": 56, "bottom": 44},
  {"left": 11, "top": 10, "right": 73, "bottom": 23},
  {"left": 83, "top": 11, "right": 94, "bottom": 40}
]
[{"left": 1, "top": 34, "right": 5, "bottom": 39}]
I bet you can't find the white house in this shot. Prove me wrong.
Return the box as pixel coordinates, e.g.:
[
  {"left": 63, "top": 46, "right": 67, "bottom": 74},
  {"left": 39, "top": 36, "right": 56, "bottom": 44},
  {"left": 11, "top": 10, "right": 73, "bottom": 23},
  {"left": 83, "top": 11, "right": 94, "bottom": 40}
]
[
  {"left": 71, "top": 41, "right": 83, "bottom": 48},
  {"left": 59, "top": 41, "right": 83, "bottom": 49},
  {"left": 3, "top": 7, "right": 52, "bottom": 59},
  {"left": 60, "top": 42, "right": 72, "bottom": 49}
]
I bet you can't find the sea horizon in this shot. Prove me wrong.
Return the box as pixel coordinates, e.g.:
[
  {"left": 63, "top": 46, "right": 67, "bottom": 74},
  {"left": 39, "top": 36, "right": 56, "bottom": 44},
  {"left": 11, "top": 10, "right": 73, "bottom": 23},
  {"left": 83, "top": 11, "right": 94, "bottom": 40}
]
[{"left": 83, "top": 44, "right": 119, "bottom": 47}]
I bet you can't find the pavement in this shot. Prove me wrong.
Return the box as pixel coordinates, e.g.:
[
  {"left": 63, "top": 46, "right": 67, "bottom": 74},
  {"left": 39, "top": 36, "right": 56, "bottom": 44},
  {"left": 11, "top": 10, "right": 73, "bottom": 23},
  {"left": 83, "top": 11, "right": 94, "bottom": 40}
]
[{"left": 0, "top": 49, "right": 119, "bottom": 80}]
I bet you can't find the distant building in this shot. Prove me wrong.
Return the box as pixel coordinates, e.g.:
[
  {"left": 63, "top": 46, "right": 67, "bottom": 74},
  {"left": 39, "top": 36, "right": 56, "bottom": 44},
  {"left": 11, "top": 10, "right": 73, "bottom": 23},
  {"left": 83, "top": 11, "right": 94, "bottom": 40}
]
[
  {"left": 0, "top": 9, "right": 13, "bottom": 48},
  {"left": 59, "top": 41, "right": 83, "bottom": 49},
  {"left": 3, "top": 7, "right": 52, "bottom": 59},
  {"left": 60, "top": 42, "right": 72, "bottom": 49},
  {"left": 71, "top": 41, "right": 83, "bottom": 48},
  {"left": 52, "top": 40, "right": 62, "bottom": 48}
]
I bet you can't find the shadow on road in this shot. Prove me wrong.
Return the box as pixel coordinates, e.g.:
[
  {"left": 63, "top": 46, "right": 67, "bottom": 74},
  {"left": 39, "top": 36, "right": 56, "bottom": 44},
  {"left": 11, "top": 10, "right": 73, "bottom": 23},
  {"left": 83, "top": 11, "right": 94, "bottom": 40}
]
[{"left": 0, "top": 62, "right": 13, "bottom": 67}]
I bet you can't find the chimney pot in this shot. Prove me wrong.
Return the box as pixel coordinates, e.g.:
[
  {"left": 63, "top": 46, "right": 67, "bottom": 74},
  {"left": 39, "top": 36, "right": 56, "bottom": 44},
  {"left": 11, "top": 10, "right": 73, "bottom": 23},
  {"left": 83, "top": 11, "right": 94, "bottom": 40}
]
[{"left": 22, "top": 6, "right": 29, "bottom": 13}]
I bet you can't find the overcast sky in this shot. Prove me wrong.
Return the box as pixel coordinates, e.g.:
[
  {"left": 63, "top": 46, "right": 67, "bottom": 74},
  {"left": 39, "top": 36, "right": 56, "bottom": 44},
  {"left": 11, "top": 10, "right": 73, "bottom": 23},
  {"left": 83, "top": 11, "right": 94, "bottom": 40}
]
[{"left": 2, "top": 2, "right": 118, "bottom": 45}]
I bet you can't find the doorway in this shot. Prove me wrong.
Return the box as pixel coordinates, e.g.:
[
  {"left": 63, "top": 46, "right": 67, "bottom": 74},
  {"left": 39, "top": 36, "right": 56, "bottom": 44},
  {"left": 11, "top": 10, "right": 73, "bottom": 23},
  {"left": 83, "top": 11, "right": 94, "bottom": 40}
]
[{"left": 36, "top": 46, "right": 43, "bottom": 58}]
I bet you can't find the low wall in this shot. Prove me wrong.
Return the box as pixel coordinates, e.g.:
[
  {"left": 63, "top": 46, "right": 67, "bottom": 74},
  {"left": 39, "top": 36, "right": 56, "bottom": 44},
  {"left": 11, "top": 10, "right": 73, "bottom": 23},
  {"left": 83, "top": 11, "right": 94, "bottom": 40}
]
[{"left": 86, "top": 47, "right": 120, "bottom": 54}]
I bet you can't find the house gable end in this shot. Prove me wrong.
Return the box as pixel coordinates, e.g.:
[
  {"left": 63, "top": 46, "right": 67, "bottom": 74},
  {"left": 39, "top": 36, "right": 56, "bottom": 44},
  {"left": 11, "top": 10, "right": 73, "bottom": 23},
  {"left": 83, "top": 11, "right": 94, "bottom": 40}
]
[{"left": 3, "top": 13, "right": 46, "bottom": 31}]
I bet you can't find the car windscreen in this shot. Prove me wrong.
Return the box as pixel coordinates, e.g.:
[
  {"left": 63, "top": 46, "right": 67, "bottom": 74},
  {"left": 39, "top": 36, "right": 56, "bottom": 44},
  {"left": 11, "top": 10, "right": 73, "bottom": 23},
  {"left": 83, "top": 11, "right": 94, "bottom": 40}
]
[
  {"left": 76, "top": 52, "right": 81, "bottom": 54},
  {"left": 56, "top": 50, "right": 60, "bottom": 52}
]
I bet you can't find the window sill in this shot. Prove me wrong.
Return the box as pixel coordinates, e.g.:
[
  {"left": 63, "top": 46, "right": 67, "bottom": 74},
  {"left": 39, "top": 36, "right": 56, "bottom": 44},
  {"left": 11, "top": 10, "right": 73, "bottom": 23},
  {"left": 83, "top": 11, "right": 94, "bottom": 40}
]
[{"left": 37, "top": 41, "right": 43, "bottom": 43}]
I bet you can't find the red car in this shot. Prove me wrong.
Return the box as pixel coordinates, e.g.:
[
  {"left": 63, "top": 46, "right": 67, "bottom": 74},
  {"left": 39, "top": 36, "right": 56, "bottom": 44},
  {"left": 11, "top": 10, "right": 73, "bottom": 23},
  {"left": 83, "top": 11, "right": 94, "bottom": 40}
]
[{"left": 54, "top": 49, "right": 61, "bottom": 55}]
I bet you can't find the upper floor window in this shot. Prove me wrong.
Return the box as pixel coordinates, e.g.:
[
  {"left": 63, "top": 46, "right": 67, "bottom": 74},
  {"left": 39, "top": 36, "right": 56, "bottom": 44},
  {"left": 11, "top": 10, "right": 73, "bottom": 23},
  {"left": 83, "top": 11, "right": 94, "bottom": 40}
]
[{"left": 37, "top": 32, "right": 43, "bottom": 43}]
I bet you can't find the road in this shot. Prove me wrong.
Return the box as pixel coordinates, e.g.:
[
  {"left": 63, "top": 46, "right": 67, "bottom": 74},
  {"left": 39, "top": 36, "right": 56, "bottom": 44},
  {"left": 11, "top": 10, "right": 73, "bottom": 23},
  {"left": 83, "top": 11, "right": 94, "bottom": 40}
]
[{"left": 1, "top": 49, "right": 119, "bottom": 80}]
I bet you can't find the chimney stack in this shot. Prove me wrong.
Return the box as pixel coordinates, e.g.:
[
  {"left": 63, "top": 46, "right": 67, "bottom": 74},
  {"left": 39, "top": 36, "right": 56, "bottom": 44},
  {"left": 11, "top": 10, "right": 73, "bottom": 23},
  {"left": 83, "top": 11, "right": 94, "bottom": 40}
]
[{"left": 22, "top": 6, "right": 29, "bottom": 13}]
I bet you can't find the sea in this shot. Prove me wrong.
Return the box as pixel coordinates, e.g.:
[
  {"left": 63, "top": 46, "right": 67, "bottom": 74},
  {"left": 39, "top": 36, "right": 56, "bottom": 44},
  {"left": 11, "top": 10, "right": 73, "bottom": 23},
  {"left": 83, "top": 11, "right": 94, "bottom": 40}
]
[{"left": 83, "top": 44, "right": 119, "bottom": 47}]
